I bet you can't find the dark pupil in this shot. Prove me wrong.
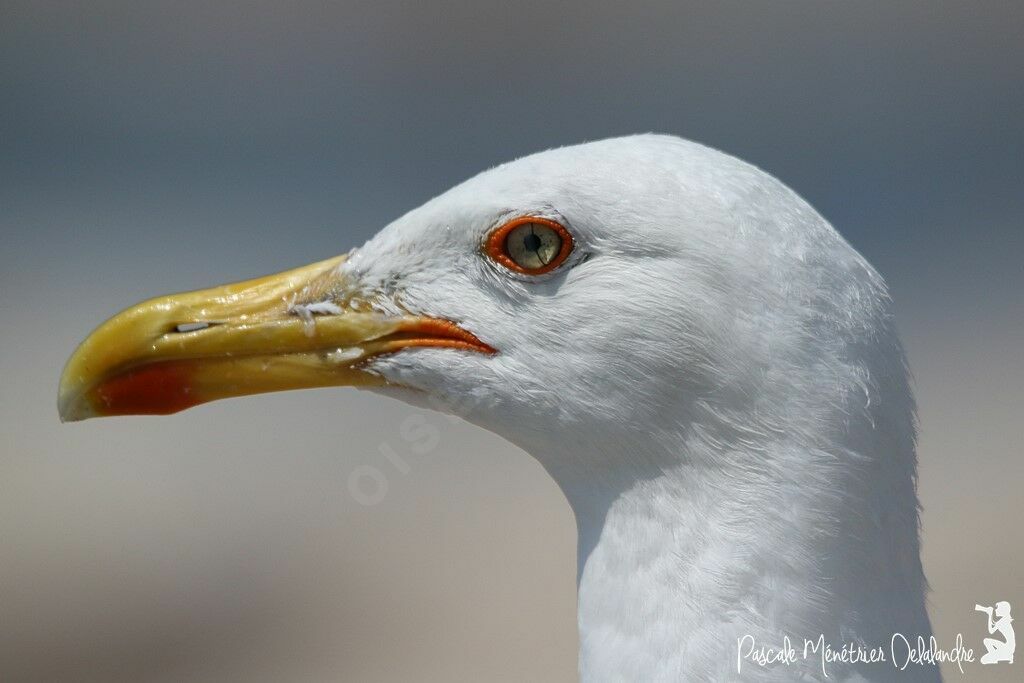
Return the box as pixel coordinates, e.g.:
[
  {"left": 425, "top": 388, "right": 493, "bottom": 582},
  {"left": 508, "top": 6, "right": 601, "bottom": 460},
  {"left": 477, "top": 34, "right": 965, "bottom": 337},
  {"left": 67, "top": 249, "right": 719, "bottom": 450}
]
[{"left": 522, "top": 233, "right": 543, "bottom": 253}]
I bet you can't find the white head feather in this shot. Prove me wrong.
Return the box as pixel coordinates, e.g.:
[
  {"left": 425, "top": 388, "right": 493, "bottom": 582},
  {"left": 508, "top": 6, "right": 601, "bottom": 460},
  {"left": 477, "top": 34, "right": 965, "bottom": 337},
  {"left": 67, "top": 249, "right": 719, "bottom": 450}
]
[{"left": 339, "top": 134, "right": 933, "bottom": 681}]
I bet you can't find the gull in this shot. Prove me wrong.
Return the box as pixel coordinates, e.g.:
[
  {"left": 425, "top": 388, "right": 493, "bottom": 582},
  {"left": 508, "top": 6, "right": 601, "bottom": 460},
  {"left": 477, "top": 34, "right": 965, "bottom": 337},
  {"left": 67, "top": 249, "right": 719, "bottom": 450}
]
[{"left": 59, "top": 135, "right": 936, "bottom": 681}]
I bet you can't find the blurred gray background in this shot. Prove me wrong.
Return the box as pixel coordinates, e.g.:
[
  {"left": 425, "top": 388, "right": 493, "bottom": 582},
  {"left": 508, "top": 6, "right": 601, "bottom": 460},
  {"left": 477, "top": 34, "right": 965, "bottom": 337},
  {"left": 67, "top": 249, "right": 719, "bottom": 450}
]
[{"left": 1, "top": 1, "right": 1021, "bottom": 681}]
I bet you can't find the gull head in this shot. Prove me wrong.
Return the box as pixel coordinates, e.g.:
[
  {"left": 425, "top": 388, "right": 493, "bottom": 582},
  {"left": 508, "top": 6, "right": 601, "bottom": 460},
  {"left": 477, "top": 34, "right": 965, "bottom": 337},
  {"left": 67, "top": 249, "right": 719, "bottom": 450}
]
[{"left": 60, "top": 133, "right": 901, "bottom": 480}]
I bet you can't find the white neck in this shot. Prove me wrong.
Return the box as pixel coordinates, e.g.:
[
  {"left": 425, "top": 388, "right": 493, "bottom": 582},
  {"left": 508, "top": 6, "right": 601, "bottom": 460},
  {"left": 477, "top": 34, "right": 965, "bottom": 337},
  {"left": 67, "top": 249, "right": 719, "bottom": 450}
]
[{"left": 524, "top": 424, "right": 935, "bottom": 682}]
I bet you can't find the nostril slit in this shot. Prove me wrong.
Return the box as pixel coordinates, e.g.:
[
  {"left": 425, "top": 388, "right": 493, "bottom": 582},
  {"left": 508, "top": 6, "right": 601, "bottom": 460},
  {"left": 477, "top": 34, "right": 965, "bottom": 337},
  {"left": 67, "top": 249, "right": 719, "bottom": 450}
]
[{"left": 174, "top": 322, "right": 212, "bottom": 333}]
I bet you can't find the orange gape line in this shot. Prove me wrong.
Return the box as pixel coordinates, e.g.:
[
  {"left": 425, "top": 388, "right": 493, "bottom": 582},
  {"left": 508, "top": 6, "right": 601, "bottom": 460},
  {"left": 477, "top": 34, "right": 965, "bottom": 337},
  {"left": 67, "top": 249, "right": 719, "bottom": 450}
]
[
  {"left": 393, "top": 318, "right": 497, "bottom": 354},
  {"left": 379, "top": 338, "right": 494, "bottom": 354}
]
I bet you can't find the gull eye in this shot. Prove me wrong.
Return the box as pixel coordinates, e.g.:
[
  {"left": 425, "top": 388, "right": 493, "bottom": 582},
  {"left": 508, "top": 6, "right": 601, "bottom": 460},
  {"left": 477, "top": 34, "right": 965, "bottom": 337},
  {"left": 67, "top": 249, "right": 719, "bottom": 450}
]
[{"left": 485, "top": 217, "right": 574, "bottom": 275}]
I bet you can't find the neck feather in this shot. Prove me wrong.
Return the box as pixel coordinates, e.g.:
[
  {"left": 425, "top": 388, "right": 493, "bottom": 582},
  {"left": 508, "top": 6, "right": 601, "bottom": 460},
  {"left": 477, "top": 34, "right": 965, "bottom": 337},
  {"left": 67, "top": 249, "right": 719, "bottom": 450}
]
[{"left": 527, "top": 421, "right": 934, "bottom": 682}]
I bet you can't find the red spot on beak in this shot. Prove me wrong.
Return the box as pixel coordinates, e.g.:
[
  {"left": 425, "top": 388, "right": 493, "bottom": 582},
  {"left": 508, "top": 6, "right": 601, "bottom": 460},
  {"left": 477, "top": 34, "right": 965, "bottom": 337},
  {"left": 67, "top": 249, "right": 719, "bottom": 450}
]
[{"left": 92, "top": 362, "right": 201, "bottom": 416}]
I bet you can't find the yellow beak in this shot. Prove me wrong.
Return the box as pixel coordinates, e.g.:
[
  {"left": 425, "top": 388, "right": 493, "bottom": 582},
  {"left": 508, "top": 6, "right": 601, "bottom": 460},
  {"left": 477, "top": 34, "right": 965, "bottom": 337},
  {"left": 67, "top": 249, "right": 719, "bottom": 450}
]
[{"left": 58, "top": 254, "right": 493, "bottom": 421}]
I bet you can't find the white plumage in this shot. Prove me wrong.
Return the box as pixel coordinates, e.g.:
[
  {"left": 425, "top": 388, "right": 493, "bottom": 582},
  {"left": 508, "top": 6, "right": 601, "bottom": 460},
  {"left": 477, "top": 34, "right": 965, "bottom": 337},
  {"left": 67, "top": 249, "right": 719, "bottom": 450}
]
[{"left": 346, "top": 135, "right": 935, "bottom": 681}]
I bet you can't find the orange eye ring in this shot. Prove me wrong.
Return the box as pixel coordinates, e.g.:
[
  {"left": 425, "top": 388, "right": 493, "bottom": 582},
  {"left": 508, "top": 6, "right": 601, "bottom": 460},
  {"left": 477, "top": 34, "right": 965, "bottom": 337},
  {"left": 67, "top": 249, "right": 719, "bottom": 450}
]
[{"left": 484, "top": 216, "right": 575, "bottom": 275}]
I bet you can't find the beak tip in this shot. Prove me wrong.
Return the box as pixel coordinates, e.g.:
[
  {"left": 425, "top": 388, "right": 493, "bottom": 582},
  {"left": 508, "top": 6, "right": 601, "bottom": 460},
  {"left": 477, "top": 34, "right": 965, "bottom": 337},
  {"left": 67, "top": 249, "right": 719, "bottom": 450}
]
[
  {"left": 57, "top": 393, "right": 90, "bottom": 423},
  {"left": 58, "top": 370, "right": 95, "bottom": 422}
]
